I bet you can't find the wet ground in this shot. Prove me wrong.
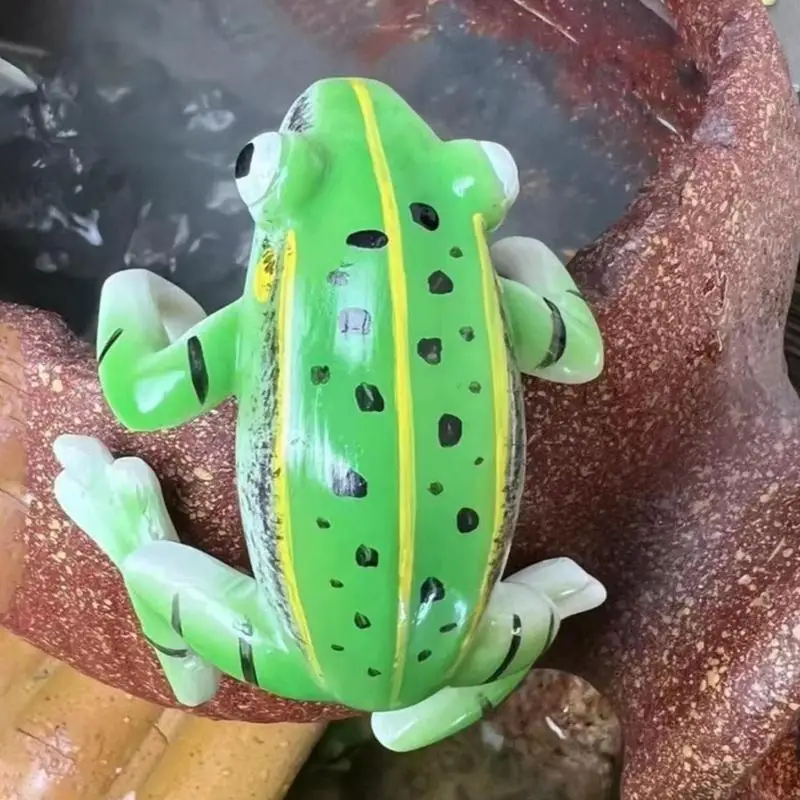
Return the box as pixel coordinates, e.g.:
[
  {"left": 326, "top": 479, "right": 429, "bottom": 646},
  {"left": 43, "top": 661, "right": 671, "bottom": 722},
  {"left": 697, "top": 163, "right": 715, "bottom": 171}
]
[
  {"left": 0, "top": 0, "right": 662, "bottom": 339},
  {"left": 287, "top": 670, "right": 621, "bottom": 800}
]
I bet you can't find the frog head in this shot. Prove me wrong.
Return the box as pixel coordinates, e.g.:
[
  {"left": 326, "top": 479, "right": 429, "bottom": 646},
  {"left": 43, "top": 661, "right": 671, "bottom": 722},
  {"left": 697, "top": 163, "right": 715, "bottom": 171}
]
[{"left": 232, "top": 77, "right": 520, "bottom": 235}]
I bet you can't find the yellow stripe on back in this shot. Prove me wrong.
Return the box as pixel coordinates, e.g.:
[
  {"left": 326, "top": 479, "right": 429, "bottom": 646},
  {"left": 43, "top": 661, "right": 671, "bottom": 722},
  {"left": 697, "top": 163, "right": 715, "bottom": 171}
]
[
  {"left": 254, "top": 246, "right": 278, "bottom": 303},
  {"left": 350, "top": 79, "right": 416, "bottom": 704},
  {"left": 274, "top": 229, "right": 322, "bottom": 679},
  {"left": 450, "top": 214, "right": 511, "bottom": 675}
]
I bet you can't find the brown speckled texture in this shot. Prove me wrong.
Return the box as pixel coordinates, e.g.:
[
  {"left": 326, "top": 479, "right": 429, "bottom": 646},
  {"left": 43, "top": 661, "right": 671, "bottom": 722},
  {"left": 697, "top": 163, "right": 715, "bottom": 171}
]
[
  {"left": 522, "top": 0, "right": 800, "bottom": 796},
  {"left": 1, "top": 0, "right": 800, "bottom": 797},
  {"left": 730, "top": 722, "right": 800, "bottom": 799}
]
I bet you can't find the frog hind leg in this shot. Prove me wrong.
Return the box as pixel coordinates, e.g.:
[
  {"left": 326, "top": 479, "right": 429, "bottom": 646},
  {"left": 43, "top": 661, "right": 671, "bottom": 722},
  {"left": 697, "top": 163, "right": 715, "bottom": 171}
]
[
  {"left": 53, "top": 435, "right": 325, "bottom": 707},
  {"left": 370, "top": 558, "right": 606, "bottom": 752},
  {"left": 96, "top": 269, "right": 241, "bottom": 432},
  {"left": 53, "top": 434, "right": 221, "bottom": 705},
  {"left": 122, "top": 539, "right": 330, "bottom": 704},
  {"left": 492, "top": 236, "right": 604, "bottom": 384}
]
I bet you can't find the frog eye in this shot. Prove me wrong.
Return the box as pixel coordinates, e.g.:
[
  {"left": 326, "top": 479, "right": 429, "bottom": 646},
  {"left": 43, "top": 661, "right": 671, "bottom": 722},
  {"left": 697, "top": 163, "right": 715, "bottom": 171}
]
[
  {"left": 234, "top": 132, "right": 283, "bottom": 211},
  {"left": 479, "top": 140, "right": 520, "bottom": 208}
]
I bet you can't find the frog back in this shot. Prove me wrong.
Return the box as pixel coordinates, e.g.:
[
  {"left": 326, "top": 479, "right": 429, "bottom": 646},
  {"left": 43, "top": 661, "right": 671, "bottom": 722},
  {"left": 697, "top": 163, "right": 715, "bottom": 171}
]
[{"left": 235, "top": 78, "right": 525, "bottom": 712}]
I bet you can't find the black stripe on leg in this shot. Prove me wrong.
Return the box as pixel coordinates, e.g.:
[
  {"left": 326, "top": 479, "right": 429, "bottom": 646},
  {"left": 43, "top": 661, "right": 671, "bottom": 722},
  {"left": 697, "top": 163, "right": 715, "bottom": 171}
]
[
  {"left": 566, "top": 288, "right": 584, "bottom": 300},
  {"left": 143, "top": 634, "right": 189, "bottom": 658},
  {"left": 97, "top": 328, "right": 123, "bottom": 366},
  {"left": 536, "top": 299, "right": 567, "bottom": 369},
  {"left": 171, "top": 594, "right": 183, "bottom": 637},
  {"left": 239, "top": 637, "right": 259, "bottom": 685},
  {"left": 483, "top": 613, "right": 523, "bottom": 684},
  {"left": 187, "top": 336, "right": 209, "bottom": 405}
]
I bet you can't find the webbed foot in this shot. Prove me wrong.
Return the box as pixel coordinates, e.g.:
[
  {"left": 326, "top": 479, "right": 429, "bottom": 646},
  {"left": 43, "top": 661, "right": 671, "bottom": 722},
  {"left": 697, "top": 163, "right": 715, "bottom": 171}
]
[
  {"left": 53, "top": 434, "right": 220, "bottom": 706},
  {"left": 371, "top": 558, "right": 606, "bottom": 752}
]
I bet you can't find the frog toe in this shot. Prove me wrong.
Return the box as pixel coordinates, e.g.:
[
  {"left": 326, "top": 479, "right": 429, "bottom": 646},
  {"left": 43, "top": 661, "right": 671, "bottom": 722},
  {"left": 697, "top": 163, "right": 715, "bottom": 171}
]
[
  {"left": 53, "top": 434, "right": 178, "bottom": 568},
  {"left": 507, "top": 557, "right": 607, "bottom": 619},
  {"left": 53, "top": 434, "right": 114, "bottom": 484}
]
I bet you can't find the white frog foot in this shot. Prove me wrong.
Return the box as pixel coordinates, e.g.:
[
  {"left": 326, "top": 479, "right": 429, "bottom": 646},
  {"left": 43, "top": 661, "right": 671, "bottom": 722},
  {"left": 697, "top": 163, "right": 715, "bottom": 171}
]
[
  {"left": 53, "top": 434, "right": 179, "bottom": 568},
  {"left": 506, "top": 557, "right": 607, "bottom": 619}
]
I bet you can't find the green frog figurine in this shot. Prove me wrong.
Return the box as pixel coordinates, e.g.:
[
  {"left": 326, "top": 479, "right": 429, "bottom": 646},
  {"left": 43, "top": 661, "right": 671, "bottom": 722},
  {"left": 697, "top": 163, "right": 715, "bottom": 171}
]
[{"left": 53, "top": 77, "right": 606, "bottom": 751}]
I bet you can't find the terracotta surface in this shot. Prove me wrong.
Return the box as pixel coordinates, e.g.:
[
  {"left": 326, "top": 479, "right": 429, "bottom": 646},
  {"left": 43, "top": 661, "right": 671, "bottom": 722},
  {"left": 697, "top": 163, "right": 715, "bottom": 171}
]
[
  {"left": 0, "top": 627, "right": 322, "bottom": 800},
  {"left": 0, "top": 0, "right": 799, "bottom": 799},
  {"left": 729, "top": 722, "right": 800, "bottom": 800}
]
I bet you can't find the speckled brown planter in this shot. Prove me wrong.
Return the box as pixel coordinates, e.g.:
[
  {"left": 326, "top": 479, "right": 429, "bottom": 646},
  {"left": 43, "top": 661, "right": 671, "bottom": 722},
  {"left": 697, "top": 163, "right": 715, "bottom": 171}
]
[
  {"left": 730, "top": 722, "right": 800, "bottom": 800},
  {"left": 1, "top": 0, "right": 799, "bottom": 798}
]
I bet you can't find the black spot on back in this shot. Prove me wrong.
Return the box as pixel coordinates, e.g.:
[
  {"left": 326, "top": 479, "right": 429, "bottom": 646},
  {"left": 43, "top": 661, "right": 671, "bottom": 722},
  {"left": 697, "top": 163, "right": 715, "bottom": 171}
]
[
  {"left": 367, "top": 667, "right": 382, "bottom": 677},
  {"left": 355, "top": 545, "right": 379, "bottom": 568},
  {"left": 417, "top": 338, "right": 442, "bottom": 365},
  {"left": 339, "top": 308, "right": 372, "bottom": 335},
  {"left": 311, "top": 365, "right": 330, "bottom": 385},
  {"left": 330, "top": 579, "right": 344, "bottom": 588},
  {"left": 316, "top": 518, "right": 331, "bottom": 529},
  {"left": 450, "top": 246, "right": 463, "bottom": 259},
  {"left": 235, "top": 143, "right": 254, "bottom": 179},
  {"left": 354, "top": 612, "right": 372, "bottom": 629},
  {"left": 410, "top": 202, "right": 440, "bottom": 231},
  {"left": 347, "top": 230, "right": 388, "bottom": 249},
  {"left": 355, "top": 383, "right": 385, "bottom": 412},
  {"left": 418, "top": 650, "right": 432, "bottom": 662},
  {"left": 440, "top": 622, "right": 458, "bottom": 633},
  {"left": 468, "top": 381, "right": 482, "bottom": 394},
  {"left": 459, "top": 326, "right": 475, "bottom": 342},
  {"left": 332, "top": 467, "right": 368, "bottom": 498},
  {"left": 474, "top": 457, "right": 484, "bottom": 466},
  {"left": 187, "top": 336, "right": 209, "bottom": 405},
  {"left": 420, "top": 577, "right": 445, "bottom": 604},
  {"left": 428, "top": 481, "right": 444, "bottom": 496},
  {"left": 331, "top": 644, "right": 345, "bottom": 652},
  {"left": 428, "top": 270, "right": 454, "bottom": 294},
  {"left": 457, "top": 507, "right": 480, "bottom": 533},
  {"left": 438, "top": 414, "right": 463, "bottom": 447}
]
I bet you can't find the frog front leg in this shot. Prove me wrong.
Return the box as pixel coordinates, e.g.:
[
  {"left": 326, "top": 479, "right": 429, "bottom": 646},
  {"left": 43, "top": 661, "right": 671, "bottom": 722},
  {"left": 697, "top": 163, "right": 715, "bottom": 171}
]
[
  {"left": 53, "top": 435, "right": 325, "bottom": 706},
  {"left": 96, "top": 269, "right": 241, "bottom": 431},
  {"left": 492, "top": 236, "right": 604, "bottom": 384},
  {"left": 371, "top": 558, "right": 606, "bottom": 752}
]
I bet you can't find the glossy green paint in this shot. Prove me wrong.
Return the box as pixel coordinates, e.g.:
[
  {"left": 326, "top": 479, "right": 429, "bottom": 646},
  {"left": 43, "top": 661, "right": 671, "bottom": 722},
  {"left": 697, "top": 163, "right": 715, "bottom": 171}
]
[{"left": 54, "top": 77, "right": 607, "bottom": 751}]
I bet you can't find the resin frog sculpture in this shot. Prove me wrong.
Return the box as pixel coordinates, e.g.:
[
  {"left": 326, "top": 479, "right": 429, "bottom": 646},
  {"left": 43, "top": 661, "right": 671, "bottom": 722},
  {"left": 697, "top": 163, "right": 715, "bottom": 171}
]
[{"left": 53, "top": 77, "right": 606, "bottom": 752}]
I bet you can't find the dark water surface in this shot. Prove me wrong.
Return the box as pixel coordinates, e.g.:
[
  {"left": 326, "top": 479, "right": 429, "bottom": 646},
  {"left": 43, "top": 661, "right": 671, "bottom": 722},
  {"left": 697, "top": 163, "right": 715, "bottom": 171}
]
[{"left": 0, "top": 0, "right": 657, "bottom": 338}]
